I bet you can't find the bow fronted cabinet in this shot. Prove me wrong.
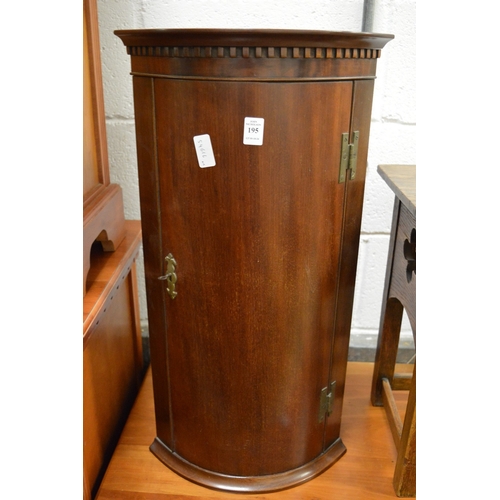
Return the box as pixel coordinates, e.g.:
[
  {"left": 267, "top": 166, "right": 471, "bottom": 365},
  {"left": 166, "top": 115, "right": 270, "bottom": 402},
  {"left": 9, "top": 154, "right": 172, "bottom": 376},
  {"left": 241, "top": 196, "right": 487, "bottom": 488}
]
[{"left": 115, "top": 29, "right": 393, "bottom": 493}]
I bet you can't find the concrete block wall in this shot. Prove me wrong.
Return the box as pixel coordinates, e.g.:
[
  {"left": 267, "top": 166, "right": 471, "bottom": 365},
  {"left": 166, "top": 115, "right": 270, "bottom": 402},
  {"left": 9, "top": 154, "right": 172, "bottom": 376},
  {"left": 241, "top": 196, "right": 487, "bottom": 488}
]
[{"left": 97, "top": 0, "right": 416, "bottom": 347}]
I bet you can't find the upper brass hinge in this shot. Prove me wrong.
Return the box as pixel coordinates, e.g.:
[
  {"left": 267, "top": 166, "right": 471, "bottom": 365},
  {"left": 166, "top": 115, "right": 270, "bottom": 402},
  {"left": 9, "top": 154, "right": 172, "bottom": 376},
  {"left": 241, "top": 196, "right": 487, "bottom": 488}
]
[
  {"left": 339, "top": 131, "right": 359, "bottom": 183},
  {"left": 318, "top": 381, "right": 336, "bottom": 423}
]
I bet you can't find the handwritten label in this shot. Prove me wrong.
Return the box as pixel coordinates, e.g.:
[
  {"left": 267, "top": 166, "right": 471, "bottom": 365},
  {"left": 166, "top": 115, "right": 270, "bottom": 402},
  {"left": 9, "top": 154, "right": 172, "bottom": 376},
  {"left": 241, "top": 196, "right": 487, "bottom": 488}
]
[
  {"left": 243, "top": 117, "right": 265, "bottom": 146},
  {"left": 193, "top": 134, "right": 216, "bottom": 168}
]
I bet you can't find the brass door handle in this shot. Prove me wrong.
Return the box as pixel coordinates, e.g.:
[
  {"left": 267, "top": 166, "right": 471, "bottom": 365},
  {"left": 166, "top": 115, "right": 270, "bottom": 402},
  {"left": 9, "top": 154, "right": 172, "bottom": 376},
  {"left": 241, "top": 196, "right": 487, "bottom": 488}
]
[{"left": 158, "top": 253, "right": 178, "bottom": 299}]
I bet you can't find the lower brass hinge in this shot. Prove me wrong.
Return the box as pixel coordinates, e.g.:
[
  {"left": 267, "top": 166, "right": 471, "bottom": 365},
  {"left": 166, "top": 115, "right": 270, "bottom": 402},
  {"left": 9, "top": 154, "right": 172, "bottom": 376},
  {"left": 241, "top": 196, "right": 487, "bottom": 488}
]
[
  {"left": 318, "top": 381, "right": 336, "bottom": 423},
  {"left": 339, "top": 131, "right": 359, "bottom": 183}
]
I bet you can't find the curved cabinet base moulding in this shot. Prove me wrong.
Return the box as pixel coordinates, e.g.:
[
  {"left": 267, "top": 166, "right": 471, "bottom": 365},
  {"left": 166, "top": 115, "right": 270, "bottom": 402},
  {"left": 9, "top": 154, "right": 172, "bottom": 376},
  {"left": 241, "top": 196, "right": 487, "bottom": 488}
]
[{"left": 150, "top": 437, "right": 347, "bottom": 493}]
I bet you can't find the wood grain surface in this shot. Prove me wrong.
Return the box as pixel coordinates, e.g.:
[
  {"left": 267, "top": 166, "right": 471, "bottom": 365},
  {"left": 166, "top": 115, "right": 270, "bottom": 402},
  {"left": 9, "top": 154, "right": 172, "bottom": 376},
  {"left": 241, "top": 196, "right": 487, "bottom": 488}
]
[
  {"left": 115, "top": 28, "right": 394, "bottom": 492},
  {"left": 96, "top": 362, "right": 409, "bottom": 499}
]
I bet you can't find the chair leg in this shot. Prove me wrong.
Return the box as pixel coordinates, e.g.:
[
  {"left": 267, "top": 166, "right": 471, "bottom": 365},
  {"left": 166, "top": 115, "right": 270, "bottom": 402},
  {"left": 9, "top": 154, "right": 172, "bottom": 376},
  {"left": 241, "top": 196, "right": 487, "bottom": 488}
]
[
  {"left": 393, "top": 365, "right": 416, "bottom": 497},
  {"left": 371, "top": 297, "right": 404, "bottom": 406}
]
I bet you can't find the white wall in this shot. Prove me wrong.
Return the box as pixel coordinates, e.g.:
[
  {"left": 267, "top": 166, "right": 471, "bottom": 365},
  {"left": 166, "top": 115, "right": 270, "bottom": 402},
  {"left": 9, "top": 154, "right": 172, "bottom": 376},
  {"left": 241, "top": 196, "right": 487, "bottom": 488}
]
[{"left": 97, "top": 0, "right": 416, "bottom": 346}]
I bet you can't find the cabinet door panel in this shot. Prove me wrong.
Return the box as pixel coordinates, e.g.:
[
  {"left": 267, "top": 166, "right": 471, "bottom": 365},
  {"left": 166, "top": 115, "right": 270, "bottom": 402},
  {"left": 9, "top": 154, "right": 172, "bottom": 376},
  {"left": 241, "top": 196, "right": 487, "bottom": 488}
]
[{"left": 153, "top": 79, "right": 352, "bottom": 476}]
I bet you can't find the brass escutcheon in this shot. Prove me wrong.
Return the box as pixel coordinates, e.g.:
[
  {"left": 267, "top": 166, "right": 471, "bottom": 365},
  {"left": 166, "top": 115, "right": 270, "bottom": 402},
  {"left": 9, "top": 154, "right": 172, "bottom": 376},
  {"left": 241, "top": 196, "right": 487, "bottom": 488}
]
[{"left": 158, "top": 253, "right": 178, "bottom": 299}]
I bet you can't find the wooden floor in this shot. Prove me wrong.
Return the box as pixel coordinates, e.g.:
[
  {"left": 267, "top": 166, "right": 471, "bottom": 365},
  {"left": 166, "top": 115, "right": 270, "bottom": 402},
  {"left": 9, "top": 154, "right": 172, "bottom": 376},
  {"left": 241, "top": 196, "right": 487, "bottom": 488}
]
[{"left": 96, "top": 362, "right": 411, "bottom": 499}]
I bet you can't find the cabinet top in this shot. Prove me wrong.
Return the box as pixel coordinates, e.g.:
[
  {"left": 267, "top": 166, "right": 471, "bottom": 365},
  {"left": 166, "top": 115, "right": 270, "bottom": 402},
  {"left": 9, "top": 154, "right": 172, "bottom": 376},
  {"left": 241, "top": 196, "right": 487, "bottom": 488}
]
[{"left": 115, "top": 29, "right": 394, "bottom": 50}]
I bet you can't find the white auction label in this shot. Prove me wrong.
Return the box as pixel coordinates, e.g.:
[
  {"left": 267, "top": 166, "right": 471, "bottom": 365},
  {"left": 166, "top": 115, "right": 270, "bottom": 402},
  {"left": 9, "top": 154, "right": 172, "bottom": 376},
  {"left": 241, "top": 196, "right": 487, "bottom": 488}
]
[
  {"left": 243, "top": 117, "right": 265, "bottom": 146},
  {"left": 193, "top": 134, "right": 216, "bottom": 168}
]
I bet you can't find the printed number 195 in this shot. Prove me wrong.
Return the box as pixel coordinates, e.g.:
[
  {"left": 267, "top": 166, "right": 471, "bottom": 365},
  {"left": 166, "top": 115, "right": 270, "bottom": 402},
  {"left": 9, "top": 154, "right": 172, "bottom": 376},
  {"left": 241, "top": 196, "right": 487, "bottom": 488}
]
[{"left": 243, "top": 117, "right": 264, "bottom": 146}]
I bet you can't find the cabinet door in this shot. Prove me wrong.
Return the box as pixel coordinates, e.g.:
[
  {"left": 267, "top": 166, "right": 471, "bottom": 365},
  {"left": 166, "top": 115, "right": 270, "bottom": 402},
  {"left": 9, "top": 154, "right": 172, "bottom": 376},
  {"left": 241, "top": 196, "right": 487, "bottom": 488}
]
[{"left": 151, "top": 79, "right": 352, "bottom": 476}]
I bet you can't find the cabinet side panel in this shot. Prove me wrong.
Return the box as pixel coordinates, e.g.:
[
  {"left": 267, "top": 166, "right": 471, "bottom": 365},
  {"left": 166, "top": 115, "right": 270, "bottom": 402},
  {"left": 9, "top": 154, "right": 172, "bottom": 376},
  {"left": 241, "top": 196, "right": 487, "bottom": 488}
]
[
  {"left": 132, "top": 76, "right": 173, "bottom": 447},
  {"left": 325, "top": 79, "right": 375, "bottom": 445},
  {"left": 83, "top": 276, "right": 141, "bottom": 497}
]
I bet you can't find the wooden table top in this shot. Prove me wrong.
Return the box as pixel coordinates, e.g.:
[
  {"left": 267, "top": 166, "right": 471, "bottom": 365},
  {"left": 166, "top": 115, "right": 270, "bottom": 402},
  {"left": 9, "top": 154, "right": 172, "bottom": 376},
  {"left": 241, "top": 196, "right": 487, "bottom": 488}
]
[{"left": 377, "top": 164, "right": 416, "bottom": 217}]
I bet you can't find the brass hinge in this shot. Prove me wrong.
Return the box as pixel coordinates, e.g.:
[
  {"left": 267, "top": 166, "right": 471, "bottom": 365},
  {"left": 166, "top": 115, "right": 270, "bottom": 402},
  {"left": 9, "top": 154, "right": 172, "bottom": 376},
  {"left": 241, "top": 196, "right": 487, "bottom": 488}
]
[
  {"left": 318, "top": 381, "right": 336, "bottom": 423},
  {"left": 339, "top": 131, "right": 359, "bottom": 183}
]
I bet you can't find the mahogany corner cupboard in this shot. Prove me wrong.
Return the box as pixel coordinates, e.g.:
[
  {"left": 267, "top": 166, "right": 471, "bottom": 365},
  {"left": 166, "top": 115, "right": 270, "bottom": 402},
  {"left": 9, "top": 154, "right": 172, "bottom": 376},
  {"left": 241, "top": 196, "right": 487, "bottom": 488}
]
[{"left": 115, "top": 29, "right": 393, "bottom": 493}]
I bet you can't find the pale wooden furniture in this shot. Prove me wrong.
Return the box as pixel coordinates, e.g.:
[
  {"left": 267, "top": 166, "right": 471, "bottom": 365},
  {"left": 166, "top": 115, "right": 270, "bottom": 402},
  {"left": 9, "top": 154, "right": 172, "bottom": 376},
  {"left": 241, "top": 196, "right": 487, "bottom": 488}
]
[
  {"left": 371, "top": 164, "right": 416, "bottom": 497},
  {"left": 96, "top": 362, "right": 408, "bottom": 499},
  {"left": 83, "top": 220, "right": 144, "bottom": 499},
  {"left": 84, "top": 0, "right": 125, "bottom": 295},
  {"left": 83, "top": 1, "right": 144, "bottom": 497},
  {"left": 115, "top": 29, "right": 393, "bottom": 492}
]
